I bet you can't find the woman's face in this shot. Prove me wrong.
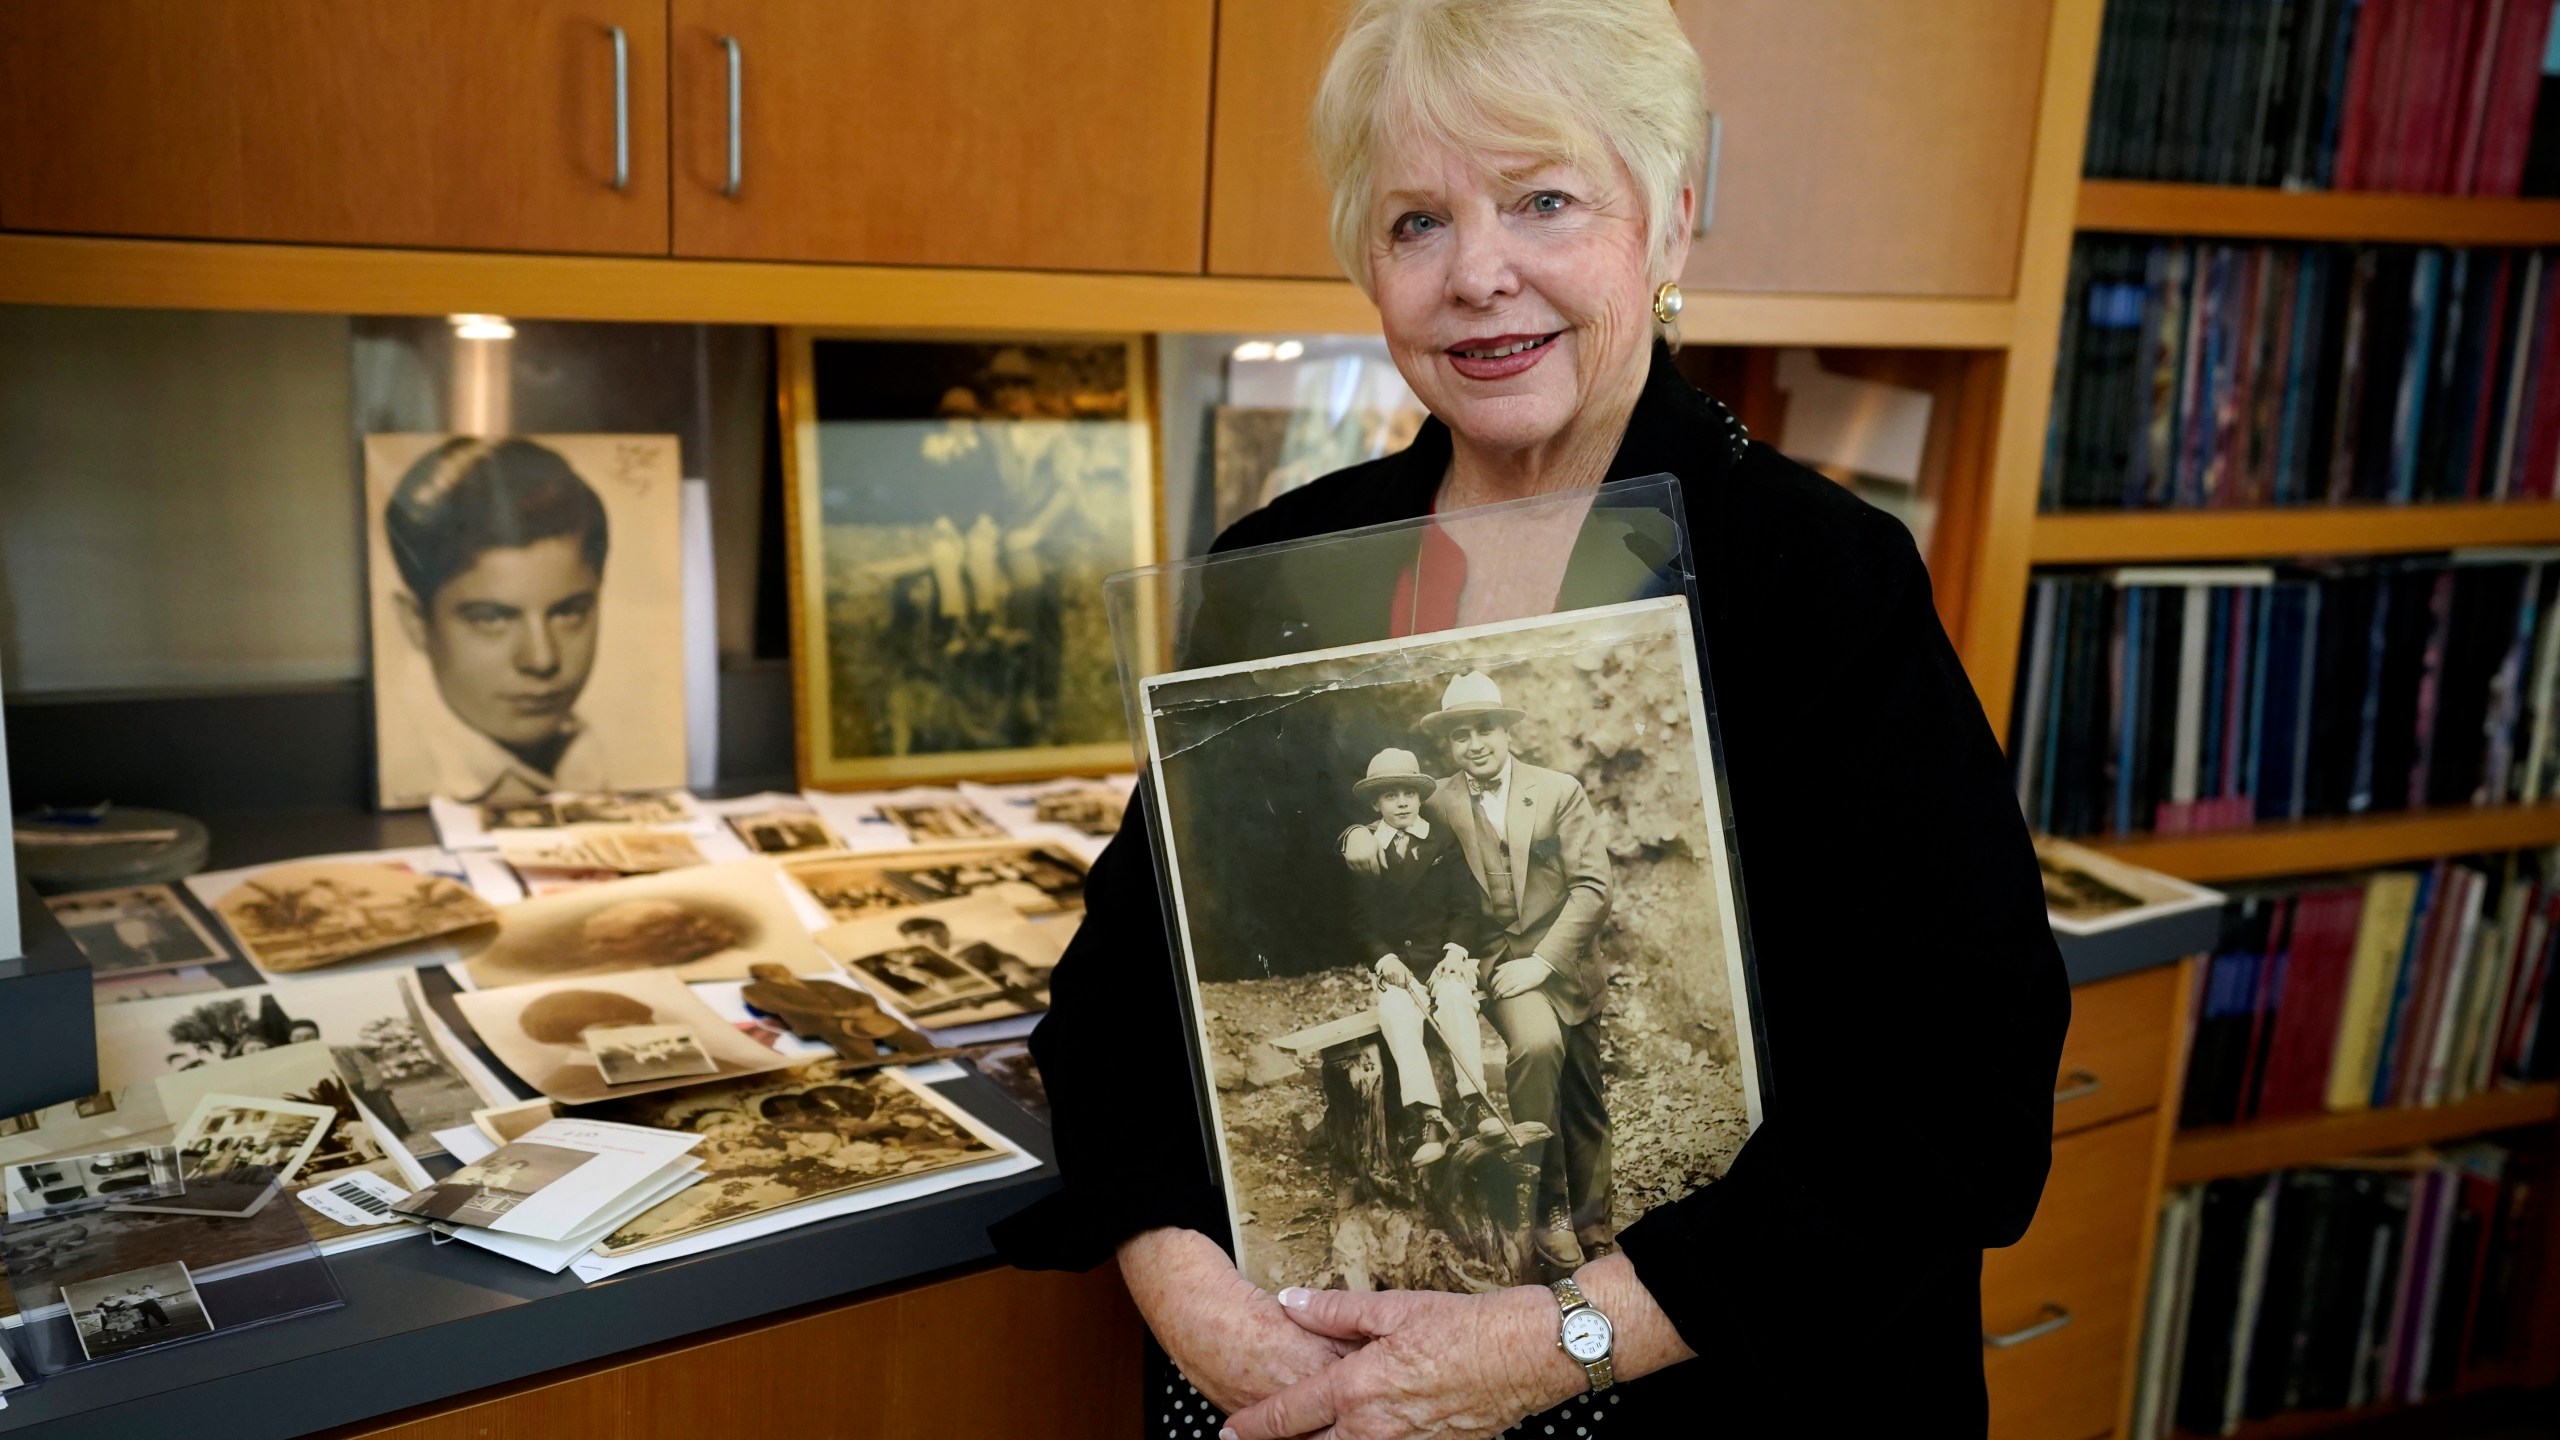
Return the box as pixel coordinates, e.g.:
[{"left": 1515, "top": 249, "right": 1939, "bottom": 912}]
[{"left": 1365, "top": 135, "right": 1681, "bottom": 456}]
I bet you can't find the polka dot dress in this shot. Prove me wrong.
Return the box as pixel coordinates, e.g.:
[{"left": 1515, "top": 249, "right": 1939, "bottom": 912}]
[{"left": 1144, "top": 1339, "right": 1631, "bottom": 1439}]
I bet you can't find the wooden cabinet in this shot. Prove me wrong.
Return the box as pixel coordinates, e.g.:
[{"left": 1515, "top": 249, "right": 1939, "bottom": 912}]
[
  {"left": 669, "top": 0, "right": 1215, "bottom": 274},
  {"left": 2052, "top": 964, "right": 2183, "bottom": 1136},
  {"left": 1984, "top": 1113, "right": 2157, "bottom": 1440},
  {"left": 1673, "top": 0, "right": 2051, "bottom": 297},
  {"left": 0, "top": 1, "right": 668, "bottom": 255},
  {"left": 1206, "top": 0, "right": 1348, "bottom": 280}
]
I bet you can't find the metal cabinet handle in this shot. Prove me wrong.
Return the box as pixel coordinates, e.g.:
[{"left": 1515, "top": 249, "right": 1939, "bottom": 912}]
[
  {"left": 2054, "top": 1069, "right": 2102, "bottom": 1104},
  {"left": 607, "top": 24, "right": 631, "bottom": 191},
  {"left": 1693, "top": 109, "right": 1723, "bottom": 236},
  {"left": 721, "top": 35, "right": 743, "bottom": 197},
  {"left": 1983, "top": 1304, "right": 2073, "bottom": 1349}
]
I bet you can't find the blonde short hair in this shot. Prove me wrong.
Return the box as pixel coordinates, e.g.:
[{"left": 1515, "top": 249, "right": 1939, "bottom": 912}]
[{"left": 1310, "top": 0, "right": 1709, "bottom": 288}]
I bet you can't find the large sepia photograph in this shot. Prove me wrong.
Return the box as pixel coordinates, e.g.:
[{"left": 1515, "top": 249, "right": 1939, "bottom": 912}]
[
  {"left": 782, "top": 334, "right": 1156, "bottom": 789},
  {"left": 365, "top": 433, "right": 687, "bottom": 809},
  {"left": 1141, "top": 597, "right": 1759, "bottom": 1293}
]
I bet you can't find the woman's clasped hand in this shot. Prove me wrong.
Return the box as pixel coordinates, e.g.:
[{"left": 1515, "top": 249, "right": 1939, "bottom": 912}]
[{"left": 1214, "top": 1284, "right": 1586, "bottom": 1440}]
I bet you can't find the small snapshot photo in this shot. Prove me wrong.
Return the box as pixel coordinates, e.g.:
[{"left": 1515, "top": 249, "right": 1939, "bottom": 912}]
[
  {"left": 2033, "top": 835, "right": 2222, "bottom": 935},
  {"left": 365, "top": 434, "right": 688, "bottom": 810},
  {"left": 143, "top": 1095, "right": 341, "bottom": 1215},
  {"left": 43, "top": 885, "right": 229, "bottom": 976},
  {"left": 585, "top": 1024, "right": 719, "bottom": 1086},
  {"left": 816, "top": 895, "right": 1065, "bottom": 1027},
  {"left": 877, "top": 797, "right": 1009, "bottom": 844},
  {"left": 482, "top": 791, "right": 696, "bottom": 831},
  {"left": 63, "top": 1261, "right": 215, "bottom": 1361},
  {"left": 1031, "top": 783, "right": 1126, "bottom": 837},
  {"left": 881, "top": 845, "right": 1088, "bottom": 915},
  {"left": 396, "top": 1142, "right": 595, "bottom": 1228},
  {"left": 726, "top": 811, "right": 843, "bottom": 857},
  {"left": 450, "top": 967, "right": 793, "bottom": 1104},
  {"left": 3, "top": 1145, "right": 185, "bottom": 1221}
]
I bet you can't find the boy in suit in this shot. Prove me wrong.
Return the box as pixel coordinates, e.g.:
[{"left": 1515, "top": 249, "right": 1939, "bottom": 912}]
[{"left": 1347, "top": 748, "right": 1502, "bottom": 1166}]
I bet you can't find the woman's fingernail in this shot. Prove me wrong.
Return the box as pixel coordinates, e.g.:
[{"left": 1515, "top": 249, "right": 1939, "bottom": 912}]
[
  {"left": 1277, "top": 1286, "right": 1311, "bottom": 1309},
  {"left": 1219, "top": 1430, "right": 1239, "bottom": 1440}
]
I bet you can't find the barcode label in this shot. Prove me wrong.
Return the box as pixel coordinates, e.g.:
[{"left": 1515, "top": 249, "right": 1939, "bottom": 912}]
[{"left": 296, "top": 1169, "right": 416, "bottom": 1227}]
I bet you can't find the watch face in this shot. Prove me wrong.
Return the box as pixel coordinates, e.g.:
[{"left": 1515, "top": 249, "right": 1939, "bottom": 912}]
[{"left": 1561, "top": 1308, "right": 1613, "bottom": 1362}]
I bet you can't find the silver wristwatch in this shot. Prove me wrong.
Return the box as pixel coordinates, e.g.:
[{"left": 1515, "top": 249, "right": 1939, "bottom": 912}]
[{"left": 1550, "top": 1276, "right": 1615, "bottom": 1392}]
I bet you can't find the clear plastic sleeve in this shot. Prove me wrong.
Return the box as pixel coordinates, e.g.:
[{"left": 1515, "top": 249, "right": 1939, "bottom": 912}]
[{"left": 1103, "top": 475, "right": 1767, "bottom": 1292}]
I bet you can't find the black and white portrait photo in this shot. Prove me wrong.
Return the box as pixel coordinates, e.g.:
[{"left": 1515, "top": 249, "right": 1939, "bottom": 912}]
[
  {"left": 397, "top": 1141, "right": 595, "bottom": 1227},
  {"left": 1141, "top": 598, "right": 1760, "bottom": 1293},
  {"left": 42, "top": 886, "right": 229, "bottom": 976},
  {"left": 365, "top": 433, "right": 687, "bottom": 809},
  {"left": 63, "top": 1262, "right": 216, "bottom": 1361}
]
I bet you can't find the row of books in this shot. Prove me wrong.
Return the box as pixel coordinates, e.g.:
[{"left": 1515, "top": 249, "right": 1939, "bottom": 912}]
[
  {"left": 2046, "top": 239, "right": 2560, "bottom": 511},
  {"left": 2010, "top": 556, "right": 2560, "bottom": 838},
  {"left": 2131, "top": 1145, "right": 2550, "bottom": 1438},
  {"left": 2083, "top": 0, "right": 2559, "bottom": 194},
  {"left": 2182, "top": 858, "right": 2560, "bottom": 1130}
]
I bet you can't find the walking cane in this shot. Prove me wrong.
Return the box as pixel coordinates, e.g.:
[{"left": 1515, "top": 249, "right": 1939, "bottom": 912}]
[{"left": 1400, "top": 975, "right": 1526, "bottom": 1149}]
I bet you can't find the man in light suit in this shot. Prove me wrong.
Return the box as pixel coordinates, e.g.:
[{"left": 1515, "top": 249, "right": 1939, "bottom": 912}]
[{"left": 1346, "top": 670, "right": 1616, "bottom": 1278}]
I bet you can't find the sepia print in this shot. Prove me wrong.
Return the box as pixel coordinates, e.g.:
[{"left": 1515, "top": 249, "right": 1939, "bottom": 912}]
[
  {"left": 452, "top": 969, "right": 795, "bottom": 1105},
  {"left": 212, "top": 862, "right": 496, "bottom": 974},
  {"left": 63, "top": 1261, "right": 215, "bottom": 1361},
  {"left": 725, "top": 811, "right": 842, "bottom": 856},
  {"left": 783, "top": 334, "right": 1157, "bottom": 788},
  {"left": 482, "top": 791, "right": 696, "bottom": 831},
  {"left": 815, "top": 896, "right": 1063, "bottom": 1030},
  {"left": 782, "top": 843, "right": 1086, "bottom": 923},
  {"left": 458, "top": 860, "right": 814, "bottom": 989},
  {"left": 582, "top": 1061, "right": 1005, "bottom": 1257},
  {"left": 586, "top": 1024, "right": 719, "bottom": 1086},
  {"left": 43, "top": 886, "right": 228, "bottom": 976},
  {"left": 1141, "top": 598, "right": 1760, "bottom": 1293},
  {"left": 366, "top": 435, "right": 688, "bottom": 809}
]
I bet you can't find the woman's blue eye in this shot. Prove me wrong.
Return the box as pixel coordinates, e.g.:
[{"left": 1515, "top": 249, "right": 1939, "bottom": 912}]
[
  {"left": 1531, "top": 191, "right": 1568, "bottom": 214},
  {"left": 1397, "top": 213, "right": 1439, "bottom": 238}
]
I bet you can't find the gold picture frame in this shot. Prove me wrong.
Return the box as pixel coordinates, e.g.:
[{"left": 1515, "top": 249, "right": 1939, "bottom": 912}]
[{"left": 779, "top": 330, "right": 1159, "bottom": 790}]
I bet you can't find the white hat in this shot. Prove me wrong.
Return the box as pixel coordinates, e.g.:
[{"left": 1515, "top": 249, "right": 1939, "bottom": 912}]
[
  {"left": 1354, "top": 748, "right": 1437, "bottom": 803},
  {"left": 1418, "top": 670, "right": 1526, "bottom": 735}
]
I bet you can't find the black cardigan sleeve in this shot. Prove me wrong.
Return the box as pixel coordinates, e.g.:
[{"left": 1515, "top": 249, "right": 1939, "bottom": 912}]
[{"left": 1611, "top": 495, "right": 2071, "bottom": 1367}]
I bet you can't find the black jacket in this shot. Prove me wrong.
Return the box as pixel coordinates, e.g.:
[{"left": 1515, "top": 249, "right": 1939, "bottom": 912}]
[
  {"left": 992, "top": 346, "right": 2072, "bottom": 1435},
  {"left": 1348, "top": 819, "right": 1478, "bottom": 972}
]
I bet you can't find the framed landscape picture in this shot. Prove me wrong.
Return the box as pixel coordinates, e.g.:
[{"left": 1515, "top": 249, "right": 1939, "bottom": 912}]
[{"left": 780, "top": 331, "right": 1157, "bottom": 789}]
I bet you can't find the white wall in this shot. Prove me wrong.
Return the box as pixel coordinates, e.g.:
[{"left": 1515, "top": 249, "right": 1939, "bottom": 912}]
[{"left": 0, "top": 306, "right": 362, "bottom": 694}]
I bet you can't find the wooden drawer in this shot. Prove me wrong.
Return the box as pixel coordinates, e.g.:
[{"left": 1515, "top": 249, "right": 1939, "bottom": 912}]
[
  {"left": 2053, "top": 964, "right": 2182, "bottom": 1136},
  {"left": 1985, "top": 1111, "right": 2156, "bottom": 1440}
]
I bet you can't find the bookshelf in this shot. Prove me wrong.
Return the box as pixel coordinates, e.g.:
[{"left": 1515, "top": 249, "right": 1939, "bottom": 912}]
[
  {"left": 2079, "top": 180, "right": 2560, "bottom": 247},
  {"left": 2084, "top": 804, "right": 2560, "bottom": 883},
  {"left": 2163, "top": 1083, "right": 2560, "bottom": 1185},
  {"left": 2030, "top": 502, "right": 2560, "bottom": 565}
]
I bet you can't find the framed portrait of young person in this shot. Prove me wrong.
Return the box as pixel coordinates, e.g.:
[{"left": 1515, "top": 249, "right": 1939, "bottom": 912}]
[
  {"left": 363, "top": 433, "right": 687, "bottom": 811},
  {"left": 779, "top": 331, "right": 1158, "bottom": 789}
]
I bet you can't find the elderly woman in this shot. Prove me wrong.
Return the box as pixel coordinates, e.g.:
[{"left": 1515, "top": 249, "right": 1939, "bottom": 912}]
[{"left": 993, "top": 0, "right": 2069, "bottom": 1435}]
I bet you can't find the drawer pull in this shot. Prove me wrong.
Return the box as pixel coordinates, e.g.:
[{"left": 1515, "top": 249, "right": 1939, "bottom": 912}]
[
  {"left": 1982, "top": 1304, "right": 2073, "bottom": 1349},
  {"left": 2053, "top": 1069, "right": 2101, "bottom": 1104},
  {"left": 1693, "top": 110, "right": 1724, "bottom": 236},
  {"left": 721, "top": 35, "right": 744, "bottom": 197}
]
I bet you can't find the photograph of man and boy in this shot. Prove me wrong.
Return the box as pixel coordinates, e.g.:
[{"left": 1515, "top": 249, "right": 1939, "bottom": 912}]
[
  {"left": 365, "top": 434, "right": 687, "bottom": 810},
  {"left": 1143, "top": 599, "right": 1759, "bottom": 1294}
]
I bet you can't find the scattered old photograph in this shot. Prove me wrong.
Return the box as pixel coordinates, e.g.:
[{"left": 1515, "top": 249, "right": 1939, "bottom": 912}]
[
  {"left": 783, "top": 843, "right": 1086, "bottom": 923},
  {"left": 4, "top": 1146, "right": 184, "bottom": 1221},
  {"left": 365, "top": 434, "right": 688, "bottom": 809},
  {"left": 815, "top": 895, "right": 1063, "bottom": 1029},
  {"left": 451, "top": 969, "right": 796, "bottom": 1105},
  {"left": 875, "top": 794, "right": 1009, "bottom": 844},
  {"left": 783, "top": 334, "right": 1156, "bottom": 788},
  {"left": 586, "top": 1024, "right": 719, "bottom": 1086},
  {"left": 582, "top": 1061, "right": 1007, "bottom": 1257},
  {"left": 395, "top": 1141, "right": 596, "bottom": 1228},
  {"left": 2034, "top": 834, "right": 2223, "bottom": 935},
  {"left": 458, "top": 859, "right": 815, "bottom": 989},
  {"left": 43, "top": 885, "right": 228, "bottom": 976},
  {"left": 726, "top": 811, "right": 842, "bottom": 856},
  {"left": 485, "top": 791, "right": 697, "bottom": 830},
  {"left": 140, "top": 1095, "right": 339, "bottom": 1217},
  {"left": 63, "top": 1261, "right": 215, "bottom": 1360},
  {"left": 91, "top": 971, "right": 500, "bottom": 1159},
  {"left": 92, "top": 966, "right": 228, "bottom": 1005},
  {"left": 213, "top": 861, "right": 497, "bottom": 973},
  {"left": 493, "top": 827, "right": 707, "bottom": 875},
  {"left": 1140, "top": 596, "right": 1760, "bottom": 1293}
]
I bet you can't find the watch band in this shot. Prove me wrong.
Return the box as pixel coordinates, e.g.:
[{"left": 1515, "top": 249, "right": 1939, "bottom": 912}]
[{"left": 1549, "top": 1276, "right": 1616, "bottom": 1392}]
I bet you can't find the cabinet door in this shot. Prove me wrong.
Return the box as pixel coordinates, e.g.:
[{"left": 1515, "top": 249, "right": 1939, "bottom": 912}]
[
  {"left": 0, "top": 1, "right": 668, "bottom": 255},
  {"left": 671, "top": 1, "right": 1213, "bottom": 274},
  {"left": 1982, "top": 1113, "right": 2155, "bottom": 1440},
  {"left": 1676, "top": 0, "right": 2049, "bottom": 297},
  {"left": 1206, "top": 0, "right": 1347, "bottom": 280}
]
